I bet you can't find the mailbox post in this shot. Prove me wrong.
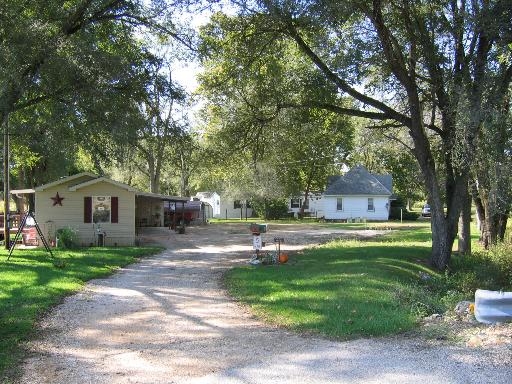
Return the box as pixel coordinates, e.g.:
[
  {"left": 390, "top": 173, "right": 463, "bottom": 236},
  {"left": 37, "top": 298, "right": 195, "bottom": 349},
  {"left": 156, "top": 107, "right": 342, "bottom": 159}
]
[{"left": 250, "top": 223, "right": 267, "bottom": 258}]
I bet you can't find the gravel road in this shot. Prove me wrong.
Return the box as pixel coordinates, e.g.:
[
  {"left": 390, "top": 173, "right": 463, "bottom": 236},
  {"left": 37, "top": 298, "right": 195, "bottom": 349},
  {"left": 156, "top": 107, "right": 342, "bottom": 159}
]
[{"left": 18, "top": 223, "right": 511, "bottom": 383}]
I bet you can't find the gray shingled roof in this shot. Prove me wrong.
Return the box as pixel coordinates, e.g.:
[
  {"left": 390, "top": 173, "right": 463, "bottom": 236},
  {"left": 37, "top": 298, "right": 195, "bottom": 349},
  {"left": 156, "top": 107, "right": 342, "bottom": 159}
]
[
  {"left": 325, "top": 166, "right": 392, "bottom": 196},
  {"left": 374, "top": 174, "right": 393, "bottom": 193}
]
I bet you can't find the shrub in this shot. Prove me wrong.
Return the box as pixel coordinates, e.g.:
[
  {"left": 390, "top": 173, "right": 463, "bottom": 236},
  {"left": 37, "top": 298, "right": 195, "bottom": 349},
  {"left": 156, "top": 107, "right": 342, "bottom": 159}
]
[
  {"left": 389, "top": 207, "right": 420, "bottom": 221},
  {"left": 251, "top": 198, "right": 289, "bottom": 220},
  {"left": 392, "top": 283, "right": 444, "bottom": 317},
  {"left": 449, "top": 246, "right": 512, "bottom": 292},
  {"left": 56, "top": 227, "right": 80, "bottom": 249},
  {"left": 486, "top": 243, "right": 512, "bottom": 288},
  {"left": 411, "top": 244, "right": 512, "bottom": 317}
]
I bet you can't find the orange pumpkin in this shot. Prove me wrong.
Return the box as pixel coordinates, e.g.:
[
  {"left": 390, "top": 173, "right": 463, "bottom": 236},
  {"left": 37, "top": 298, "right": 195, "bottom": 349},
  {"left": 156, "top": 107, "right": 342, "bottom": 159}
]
[{"left": 279, "top": 253, "right": 288, "bottom": 263}]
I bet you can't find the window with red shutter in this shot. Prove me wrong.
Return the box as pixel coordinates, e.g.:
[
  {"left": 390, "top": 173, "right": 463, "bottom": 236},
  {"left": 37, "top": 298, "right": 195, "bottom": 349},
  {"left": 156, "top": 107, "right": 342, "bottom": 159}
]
[
  {"left": 111, "top": 197, "right": 118, "bottom": 223},
  {"left": 84, "top": 197, "right": 92, "bottom": 223}
]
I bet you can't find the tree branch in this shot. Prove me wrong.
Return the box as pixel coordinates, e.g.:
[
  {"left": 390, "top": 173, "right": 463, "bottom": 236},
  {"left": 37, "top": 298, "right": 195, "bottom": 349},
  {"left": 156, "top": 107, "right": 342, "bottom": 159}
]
[
  {"left": 261, "top": 1, "right": 412, "bottom": 127},
  {"left": 279, "top": 102, "right": 391, "bottom": 120}
]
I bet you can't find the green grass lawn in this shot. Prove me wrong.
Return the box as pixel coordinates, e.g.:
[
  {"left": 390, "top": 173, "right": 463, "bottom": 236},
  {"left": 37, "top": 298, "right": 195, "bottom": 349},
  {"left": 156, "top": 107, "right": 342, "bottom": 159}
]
[
  {"left": 0, "top": 246, "right": 162, "bottom": 379},
  {"left": 224, "top": 223, "right": 442, "bottom": 339}
]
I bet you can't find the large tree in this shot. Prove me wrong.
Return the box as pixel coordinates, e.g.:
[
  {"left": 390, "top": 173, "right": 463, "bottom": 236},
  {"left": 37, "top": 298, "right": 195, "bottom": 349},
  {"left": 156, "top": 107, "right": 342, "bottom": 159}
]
[
  {"left": 210, "top": 0, "right": 512, "bottom": 269},
  {"left": 351, "top": 124, "right": 425, "bottom": 209},
  {"left": 128, "top": 61, "right": 189, "bottom": 193},
  {"left": 198, "top": 12, "right": 354, "bottom": 206},
  {"left": 1, "top": 0, "right": 209, "bottom": 207},
  {"left": 0, "top": 1, "right": 193, "bottom": 180},
  {"left": 472, "top": 84, "right": 512, "bottom": 247}
]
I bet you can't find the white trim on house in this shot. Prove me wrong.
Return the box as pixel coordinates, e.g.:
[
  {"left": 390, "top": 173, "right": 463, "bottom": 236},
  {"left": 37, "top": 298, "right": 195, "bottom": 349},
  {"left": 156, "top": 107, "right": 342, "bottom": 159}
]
[
  {"left": 288, "top": 192, "right": 324, "bottom": 217},
  {"left": 34, "top": 172, "right": 98, "bottom": 191},
  {"left": 69, "top": 177, "right": 139, "bottom": 192},
  {"left": 10, "top": 189, "right": 36, "bottom": 194}
]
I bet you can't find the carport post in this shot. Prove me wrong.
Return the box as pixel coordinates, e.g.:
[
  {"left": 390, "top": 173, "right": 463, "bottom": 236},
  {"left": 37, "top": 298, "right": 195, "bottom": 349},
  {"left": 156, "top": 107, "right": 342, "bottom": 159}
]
[
  {"left": 181, "top": 201, "right": 185, "bottom": 230},
  {"left": 171, "top": 202, "right": 175, "bottom": 230}
]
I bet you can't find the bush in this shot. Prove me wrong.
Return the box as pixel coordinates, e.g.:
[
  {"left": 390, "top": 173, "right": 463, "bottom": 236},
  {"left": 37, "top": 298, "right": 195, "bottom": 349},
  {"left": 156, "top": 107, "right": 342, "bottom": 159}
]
[
  {"left": 251, "top": 198, "right": 289, "bottom": 220},
  {"left": 409, "top": 244, "right": 512, "bottom": 317},
  {"left": 393, "top": 283, "right": 444, "bottom": 317},
  {"left": 448, "top": 246, "right": 512, "bottom": 293},
  {"left": 389, "top": 206, "right": 420, "bottom": 221},
  {"left": 56, "top": 227, "right": 80, "bottom": 249}
]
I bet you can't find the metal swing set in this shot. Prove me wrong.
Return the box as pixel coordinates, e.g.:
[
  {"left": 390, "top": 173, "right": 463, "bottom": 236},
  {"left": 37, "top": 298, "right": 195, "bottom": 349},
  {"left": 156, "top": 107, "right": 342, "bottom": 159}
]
[{"left": 7, "top": 212, "right": 53, "bottom": 260}]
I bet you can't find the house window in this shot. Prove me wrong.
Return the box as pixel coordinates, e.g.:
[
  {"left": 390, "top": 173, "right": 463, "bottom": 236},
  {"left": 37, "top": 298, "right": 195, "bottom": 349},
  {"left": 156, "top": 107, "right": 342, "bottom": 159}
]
[
  {"left": 368, "top": 198, "right": 375, "bottom": 212},
  {"left": 290, "top": 198, "right": 301, "bottom": 208},
  {"left": 93, "top": 196, "right": 111, "bottom": 223},
  {"left": 234, "top": 200, "right": 242, "bottom": 209},
  {"left": 336, "top": 197, "right": 343, "bottom": 211}
]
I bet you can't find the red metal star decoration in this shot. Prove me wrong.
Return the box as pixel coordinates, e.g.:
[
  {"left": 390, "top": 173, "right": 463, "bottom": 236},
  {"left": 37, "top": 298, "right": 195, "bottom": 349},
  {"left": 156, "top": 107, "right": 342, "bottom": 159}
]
[{"left": 51, "top": 192, "right": 65, "bottom": 206}]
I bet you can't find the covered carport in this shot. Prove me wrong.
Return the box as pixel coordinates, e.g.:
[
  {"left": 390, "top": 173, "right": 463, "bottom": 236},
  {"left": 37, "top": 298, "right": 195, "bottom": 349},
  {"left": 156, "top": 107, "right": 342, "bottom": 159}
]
[{"left": 135, "top": 192, "right": 189, "bottom": 231}]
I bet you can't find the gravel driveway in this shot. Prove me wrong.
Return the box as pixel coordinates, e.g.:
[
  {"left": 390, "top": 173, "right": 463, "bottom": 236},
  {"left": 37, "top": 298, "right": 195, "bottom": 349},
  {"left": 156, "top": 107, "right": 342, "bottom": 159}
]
[{"left": 18, "top": 223, "right": 511, "bottom": 383}]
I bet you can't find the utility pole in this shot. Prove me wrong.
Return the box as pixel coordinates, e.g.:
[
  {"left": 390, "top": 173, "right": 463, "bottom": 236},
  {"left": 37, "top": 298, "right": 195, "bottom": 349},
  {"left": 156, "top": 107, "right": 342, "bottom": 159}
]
[{"left": 3, "top": 117, "right": 9, "bottom": 249}]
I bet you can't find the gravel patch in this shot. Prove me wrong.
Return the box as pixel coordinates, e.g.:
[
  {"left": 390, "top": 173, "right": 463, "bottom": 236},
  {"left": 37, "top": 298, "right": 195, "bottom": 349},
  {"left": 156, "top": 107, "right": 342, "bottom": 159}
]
[{"left": 17, "top": 223, "right": 512, "bottom": 383}]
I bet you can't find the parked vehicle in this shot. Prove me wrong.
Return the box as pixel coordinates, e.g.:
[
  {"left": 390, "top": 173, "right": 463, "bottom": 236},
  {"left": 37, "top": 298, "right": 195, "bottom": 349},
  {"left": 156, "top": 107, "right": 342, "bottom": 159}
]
[{"left": 421, "top": 204, "right": 431, "bottom": 217}]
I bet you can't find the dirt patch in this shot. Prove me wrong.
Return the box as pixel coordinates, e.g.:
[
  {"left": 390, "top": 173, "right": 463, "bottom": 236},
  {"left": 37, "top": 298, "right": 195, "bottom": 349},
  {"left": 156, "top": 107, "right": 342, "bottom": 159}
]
[{"left": 16, "top": 223, "right": 512, "bottom": 384}]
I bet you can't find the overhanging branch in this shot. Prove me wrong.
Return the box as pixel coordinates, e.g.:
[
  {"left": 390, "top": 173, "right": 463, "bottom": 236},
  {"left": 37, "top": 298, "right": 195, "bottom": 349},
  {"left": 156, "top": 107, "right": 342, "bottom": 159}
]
[
  {"left": 264, "top": 6, "right": 412, "bottom": 127},
  {"left": 279, "top": 102, "right": 390, "bottom": 120}
]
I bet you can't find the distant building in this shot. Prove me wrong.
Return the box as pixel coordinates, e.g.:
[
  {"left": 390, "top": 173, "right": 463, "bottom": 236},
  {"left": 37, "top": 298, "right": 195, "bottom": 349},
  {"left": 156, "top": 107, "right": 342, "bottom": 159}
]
[
  {"left": 194, "top": 192, "right": 221, "bottom": 219},
  {"left": 323, "top": 166, "right": 392, "bottom": 221},
  {"left": 194, "top": 192, "right": 253, "bottom": 219},
  {"left": 288, "top": 192, "right": 324, "bottom": 218}
]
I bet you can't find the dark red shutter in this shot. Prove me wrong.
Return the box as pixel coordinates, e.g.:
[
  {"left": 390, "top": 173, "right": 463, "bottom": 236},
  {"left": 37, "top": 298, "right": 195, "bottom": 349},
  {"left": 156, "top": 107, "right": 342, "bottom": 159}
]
[
  {"left": 111, "top": 197, "right": 118, "bottom": 223},
  {"left": 84, "top": 197, "right": 92, "bottom": 223}
]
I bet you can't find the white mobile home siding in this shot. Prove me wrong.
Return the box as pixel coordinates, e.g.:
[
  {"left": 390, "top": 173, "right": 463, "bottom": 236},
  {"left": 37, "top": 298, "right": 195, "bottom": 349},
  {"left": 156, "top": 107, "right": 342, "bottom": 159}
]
[
  {"left": 219, "top": 199, "right": 253, "bottom": 219},
  {"left": 36, "top": 182, "right": 135, "bottom": 246},
  {"left": 195, "top": 192, "right": 221, "bottom": 218},
  {"left": 323, "top": 195, "right": 390, "bottom": 221},
  {"left": 288, "top": 194, "right": 324, "bottom": 217}
]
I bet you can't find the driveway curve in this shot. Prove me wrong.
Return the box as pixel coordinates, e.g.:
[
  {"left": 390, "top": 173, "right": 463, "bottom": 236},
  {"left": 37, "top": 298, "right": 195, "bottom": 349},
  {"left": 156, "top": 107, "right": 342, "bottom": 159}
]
[{"left": 18, "top": 223, "right": 511, "bottom": 383}]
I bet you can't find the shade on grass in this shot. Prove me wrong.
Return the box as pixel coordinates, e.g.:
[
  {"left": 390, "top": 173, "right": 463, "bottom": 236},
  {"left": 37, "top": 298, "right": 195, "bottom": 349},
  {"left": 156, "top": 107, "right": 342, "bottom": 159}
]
[
  {"left": 0, "top": 246, "right": 161, "bottom": 378},
  {"left": 225, "top": 228, "right": 434, "bottom": 339}
]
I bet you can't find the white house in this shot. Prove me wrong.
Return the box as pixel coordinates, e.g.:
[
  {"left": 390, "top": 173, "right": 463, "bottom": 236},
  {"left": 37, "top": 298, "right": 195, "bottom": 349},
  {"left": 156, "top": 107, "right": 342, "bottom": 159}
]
[
  {"left": 194, "top": 192, "right": 254, "bottom": 219},
  {"left": 194, "top": 192, "right": 221, "bottom": 219},
  {"left": 322, "top": 166, "right": 392, "bottom": 221},
  {"left": 219, "top": 198, "right": 254, "bottom": 219},
  {"left": 288, "top": 192, "right": 324, "bottom": 218}
]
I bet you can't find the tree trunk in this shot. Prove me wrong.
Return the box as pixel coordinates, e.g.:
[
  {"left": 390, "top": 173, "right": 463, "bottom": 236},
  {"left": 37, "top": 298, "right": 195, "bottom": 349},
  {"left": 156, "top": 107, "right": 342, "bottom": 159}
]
[
  {"left": 476, "top": 179, "right": 505, "bottom": 249},
  {"left": 180, "top": 153, "right": 190, "bottom": 197},
  {"left": 481, "top": 197, "right": 497, "bottom": 249},
  {"left": 471, "top": 182, "right": 485, "bottom": 241},
  {"left": 429, "top": 207, "right": 456, "bottom": 270},
  {"left": 458, "top": 189, "right": 472, "bottom": 255},
  {"left": 147, "top": 157, "right": 156, "bottom": 193},
  {"left": 497, "top": 212, "right": 509, "bottom": 242},
  {"left": 300, "top": 167, "right": 316, "bottom": 218}
]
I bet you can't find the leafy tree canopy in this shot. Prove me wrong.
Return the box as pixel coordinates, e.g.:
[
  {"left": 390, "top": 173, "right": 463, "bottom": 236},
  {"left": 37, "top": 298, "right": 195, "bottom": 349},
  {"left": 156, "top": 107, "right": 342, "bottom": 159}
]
[{"left": 197, "top": 11, "right": 354, "bottom": 200}]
